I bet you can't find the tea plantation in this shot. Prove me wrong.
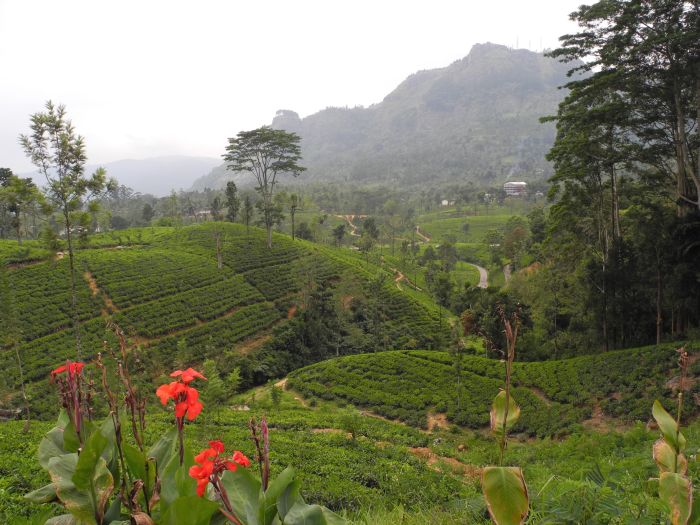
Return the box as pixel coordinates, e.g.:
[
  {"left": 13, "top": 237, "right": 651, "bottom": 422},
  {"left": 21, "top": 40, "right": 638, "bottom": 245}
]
[
  {"left": 288, "top": 342, "right": 700, "bottom": 436},
  {"left": 2, "top": 223, "right": 447, "bottom": 417}
]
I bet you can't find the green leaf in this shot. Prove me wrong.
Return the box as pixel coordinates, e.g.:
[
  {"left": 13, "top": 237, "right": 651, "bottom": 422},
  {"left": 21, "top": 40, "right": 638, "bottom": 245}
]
[
  {"left": 73, "top": 428, "right": 109, "bottom": 491},
  {"left": 481, "top": 466, "right": 529, "bottom": 525},
  {"left": 159, "top": 450, "right": 196, "bottom": 513},
  {"left": 276, "top": 479, "right": 303, "bottom": 521},
  {"left": 490, "top": 390, "right": 520, "bottom": 434},
  {"left": 39, "top": 426, "right": 67, "bottom": 470},
  {"left": 123, "top": 442, "right": 156, "bottom": 505},
  {"left": 659, "top": 472, "right": 692, "bottom": 525},
  {"left": 63, "top": 422, "right": 81, "bottom": 453},
  {"left": 147, "top": 428, "right": 178, "bottom": 472},
  {"left": 220, "top": 467, "right": 262, "bottom": 525},
  {"left": 47, "top": 453, "right": 95, "bottom": 525},
  {"left": 45, "top": 515, "right": 79, "bottom": 525},
  {"left": 654, "top": 438, "right": 688, "bottom": 474},
  {"left": 653, "top": 400, "right": 686, "bottom": 452},
  {"left": 25, "top": 483, "right": 57, "bottom": 503},
  {"left": 282, "top": 502, "right": 347, "bottom": 525},
  {"left": 161, "top": 496, "right": 219, "bottom": 525},
  {"left": 260, "top": 467, "right": 296, "bottom": 525}
]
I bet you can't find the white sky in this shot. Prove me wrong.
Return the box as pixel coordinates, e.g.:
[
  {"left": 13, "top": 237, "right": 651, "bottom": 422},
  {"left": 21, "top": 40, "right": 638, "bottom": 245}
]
[{"left": 0, "top": 0, "right": 583, "bottom": 172}]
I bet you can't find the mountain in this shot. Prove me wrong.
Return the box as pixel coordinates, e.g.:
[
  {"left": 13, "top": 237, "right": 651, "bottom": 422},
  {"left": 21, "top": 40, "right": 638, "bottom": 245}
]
[{"left": 192, "top": 43, "right": 574, "bottom": 190}]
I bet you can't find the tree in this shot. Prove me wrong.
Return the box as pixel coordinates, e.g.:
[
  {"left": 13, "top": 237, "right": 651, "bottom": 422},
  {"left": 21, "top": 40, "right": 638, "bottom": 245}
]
[
  {"left": 202, "top": 359, "right": 227, "bottom": 405},
  {"left": 242, "top": 195, "right": 254, "bottom": 235},
  {"left": 289, "top": 194, "right": 299, "bottom": 240},
  {"left": 223, "top": 126, "right": 305, "bottom": 248},
  {"left": 0, "top": 175, "right": 42, "bottom": 245},
  {"left": 210, "top": 195, "right": 223, "bottom": 221},
  {"left": 358, "top": 232, "right": 375, "bottom": 266},
  {"left": 332, "top": 224, "right": 346, "bottom": 246},
  {"left": 296, "top": 222, "right": 313, "bottom": 241},
  {"left": 141, "top": 203, "right": 155, "bottom": 224},
  {"left": 225, "top": 181, "right": 240, "bottom": 222},
  {"left": 19, "top": 101, "right": 112, "bottom": 359}
]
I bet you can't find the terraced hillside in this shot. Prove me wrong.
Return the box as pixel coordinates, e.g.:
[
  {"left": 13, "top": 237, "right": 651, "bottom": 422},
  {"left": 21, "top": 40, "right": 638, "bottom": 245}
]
[
  {"left": 1, "top": 223, "right": 446, "bottom": 416},
  {"left": 288, "top": 343, "right": 700, "bottom": 437}
]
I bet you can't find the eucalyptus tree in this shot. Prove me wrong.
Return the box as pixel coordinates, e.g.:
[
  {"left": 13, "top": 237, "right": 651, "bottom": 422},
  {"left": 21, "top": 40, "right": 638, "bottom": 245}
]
[
  {"left": 223, "top": 127, "right": 305, "bottom": 248},
  {"left": 19, "top": 101, "right": 113, "bottom": 358},
  {"left": 225, "top": 180, "right": 240, "bottom": 222}
]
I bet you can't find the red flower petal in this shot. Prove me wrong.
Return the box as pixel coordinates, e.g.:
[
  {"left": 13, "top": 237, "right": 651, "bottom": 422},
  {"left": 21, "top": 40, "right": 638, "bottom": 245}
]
[
  {"left": 196, "top": 478, "right": 209, "bottom": 497},
  {"left": 225, "top": 461, "right": 238, "bottom": 471},
  {"left": 195, "top": 448, "right": 217, "bottom": 464},
  {"left": 50, "top": 365, "right": 67, "bottom": 376},
  {"left": 186, "top": 400, "right": 203, "bottom": 421},
  {"left": 232, "top": 451, "right": 251, "bottom": 468},
  {"left": 175, "top": 401, "right": 188, "bottom": 418},
  {"left": 209, "top": 440, "right": 224, "bottom": 454},
  {"left": 156, "top": 383, "right": 174, "bottom": 405},
  {"left": 186, "top": 386, "right": 199, "bottom": 404}
]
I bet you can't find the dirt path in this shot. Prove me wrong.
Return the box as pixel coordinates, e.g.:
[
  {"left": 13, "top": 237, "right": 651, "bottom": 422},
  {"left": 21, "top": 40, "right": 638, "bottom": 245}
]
[
  {"left": 503, "top": 263, "right": 512, "bottom": 283},
  {"left": 409, "top": 447, "right": 481, "bottom": 479},
  {"left": 415, "top": 226, "right": 431, "bottom": 243},
  {"left": 389, "top": 267, "right": 423, "bottom": 292},
  {"left": 335, "top": 214, "right": 365, "bottom": 237},
  {"left": 84, "top": 271, "right": 119, "bottom": 313},
  {"left": 469, "top": 264, "right": 488, "bottom": 289}
]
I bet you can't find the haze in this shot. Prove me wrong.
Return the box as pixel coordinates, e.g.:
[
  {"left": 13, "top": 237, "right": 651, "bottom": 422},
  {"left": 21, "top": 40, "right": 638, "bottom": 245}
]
[{"left": 0, "top": 0, "right": 582, "bottom": 173}]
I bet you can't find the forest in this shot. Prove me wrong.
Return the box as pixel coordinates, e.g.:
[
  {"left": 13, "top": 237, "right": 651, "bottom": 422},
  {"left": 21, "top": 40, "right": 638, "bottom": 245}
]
[{"left": 0, "top": 1, "right": 699, "bottom": 524}]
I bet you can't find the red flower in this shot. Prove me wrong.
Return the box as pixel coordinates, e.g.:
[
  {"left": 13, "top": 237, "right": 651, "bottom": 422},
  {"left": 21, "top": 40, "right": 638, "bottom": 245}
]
[
  {"left": 156, "top": 368, "right": 206, "bottom": 421},
  {"left": 170, "top": 368, "right": 207, "bottom": 384},
  {"left": 189, "top": 441, "right": 251, "bottom": 497},
  {"left": 50, "top": 361, "right": 85, "bottom": 379}
]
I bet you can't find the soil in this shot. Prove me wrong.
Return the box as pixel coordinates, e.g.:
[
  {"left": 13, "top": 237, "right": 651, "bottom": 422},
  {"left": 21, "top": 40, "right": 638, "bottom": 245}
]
[
  {"left": 426, "top": 413, "right": 449, "bottom": 432},
  {"left": 409, "top": 447, "right": 481, "bottom": 479}
]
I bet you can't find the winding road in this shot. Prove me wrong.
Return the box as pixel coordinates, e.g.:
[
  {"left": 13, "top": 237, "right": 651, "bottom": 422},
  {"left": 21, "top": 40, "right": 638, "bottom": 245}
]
[{"left": 471, "top": 264, "right": 489, "bottom": 289}]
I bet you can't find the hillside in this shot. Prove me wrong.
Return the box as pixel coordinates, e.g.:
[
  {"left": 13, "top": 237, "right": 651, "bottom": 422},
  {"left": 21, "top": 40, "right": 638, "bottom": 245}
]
[
  {"left": 1, "top": 223, "right": 447, "bottom": 417},
  {"left": 193, "top": 43, "right": 574, "bottom": 190},
  {"left": 288, "top": 345, "right": 700, "bottom": 437}
]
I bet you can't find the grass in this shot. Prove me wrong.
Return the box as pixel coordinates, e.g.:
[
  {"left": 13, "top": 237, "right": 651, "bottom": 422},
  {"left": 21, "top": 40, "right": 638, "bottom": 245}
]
[{"left": 3, "top": 380, "right": 695, "bottom": 524}]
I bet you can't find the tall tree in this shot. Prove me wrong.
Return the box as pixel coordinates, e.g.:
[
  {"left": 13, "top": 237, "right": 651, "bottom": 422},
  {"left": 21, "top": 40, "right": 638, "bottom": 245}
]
[
  {"left": 210, "top": 195, "right": 223, "bottom": 221},
  {"left": 19, "top": 101, "right": 112, "bottom": 358},
  {"left": 332, "top": 224, "right": 346, "bottom": 247},
  {"left": 225, "top": 181, "right": 240, "bottom": 222},
  {"left": 223, "top": 126, "right": 305, "bottom": 248},
  {"left": 242, "top": 195, "right": 254, "bottom": 235}
]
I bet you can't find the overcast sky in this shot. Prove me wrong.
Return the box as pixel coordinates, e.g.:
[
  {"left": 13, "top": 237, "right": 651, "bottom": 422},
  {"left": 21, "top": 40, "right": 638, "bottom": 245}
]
[{"left": 1, "top": 0, "right": 583, "bottom": 172}]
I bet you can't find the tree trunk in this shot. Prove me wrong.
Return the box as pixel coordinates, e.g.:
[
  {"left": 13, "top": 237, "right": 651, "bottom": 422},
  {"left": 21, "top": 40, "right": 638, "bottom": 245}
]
[
  {"left": 15, "top": 212, "right": 22, "bottom": 246},
  {"left": 673, "top": 82, "right": 694, "bottom": 215},
  {"left": 291, "top": 210, "right": 295, "bottom": 241}
]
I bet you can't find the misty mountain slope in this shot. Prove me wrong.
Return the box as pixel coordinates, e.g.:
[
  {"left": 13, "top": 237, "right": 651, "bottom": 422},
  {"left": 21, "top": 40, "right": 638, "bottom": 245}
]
[
  {"left": 193, "top": 43, "right": 573, "bottom": 190},
  {"left": 94, "top": 156, "right": 221, "bottom": 196}
]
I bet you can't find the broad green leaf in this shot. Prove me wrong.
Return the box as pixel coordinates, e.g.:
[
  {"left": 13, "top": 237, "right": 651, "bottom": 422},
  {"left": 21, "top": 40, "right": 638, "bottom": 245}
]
[
  {"left": 490, "top": 390, "right": 520, "bottom": 434},
  {"left": 147, "top": 428, "right": 178, "bottom": 472},
  {"left": 63, "top": 422, "right": 81, "bottom": 453},
  {"left": 25, "top": 482, "right": 57, "bottom": 503},
  {"left": 260, "top": 467, "right": 296, "bottom": 525},
  {"left": 482, "top": 466, "right": 529, "bottom": 525},
  {"left": 653, "top": 400, "right": 686, "bottom": 452},
  {"left": 39, "top": 427, "right": 67, "bottom": 469},
  {"left": 659, "top": 472, "right": 692, "bottom": 525},
  {"left": 283, "top": 502, "right": 347, "bottom": 525},
  {"left": 688, "top": 495, "right": 700, "bottom": 525},
  {"left": 124, "top": 442, "right": 157, "bottom": 505},
  {"left": 276, "top": 479, "right": 303, "bottom": 520},
  {"left": 47, "top": 453, "right": 95, "bottom": 525},
  {"left": 161, "top": 496, "right": 219, "bottom": 525},
  {"left": 73, "top": 428, "right": 109, "bottom": 491},
  {"left": 654, "top": 438, "right": 688, "bottom": 474},
  {"left": 159, "top": 450, "right": 196, "bottom": 513},
  {"left": 45, "top": 515, "right": 79, "bottom": 525},
  {"left": 220, "top": 467, "right": 262, "bottom": 525}
]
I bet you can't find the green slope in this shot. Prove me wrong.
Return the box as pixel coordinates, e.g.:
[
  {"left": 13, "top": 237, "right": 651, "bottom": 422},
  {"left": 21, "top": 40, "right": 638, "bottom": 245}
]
[
  {"left": 288, "top": 343, "right": 699, "bottom": 437},
  {"left": 2, "top": 223, "right": 449, "bottom": 417}
]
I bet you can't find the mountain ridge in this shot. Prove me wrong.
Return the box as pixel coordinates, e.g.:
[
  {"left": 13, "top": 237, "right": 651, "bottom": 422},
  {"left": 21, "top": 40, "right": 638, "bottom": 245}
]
[{"left": 193, "top": 43, "right": 574, "bottom": 190}]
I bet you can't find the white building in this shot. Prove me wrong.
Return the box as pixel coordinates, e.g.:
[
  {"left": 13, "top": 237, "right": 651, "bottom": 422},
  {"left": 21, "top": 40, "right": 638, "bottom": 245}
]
[{"left": 504, "top": 181, "right": 528, "bottom": 196}]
